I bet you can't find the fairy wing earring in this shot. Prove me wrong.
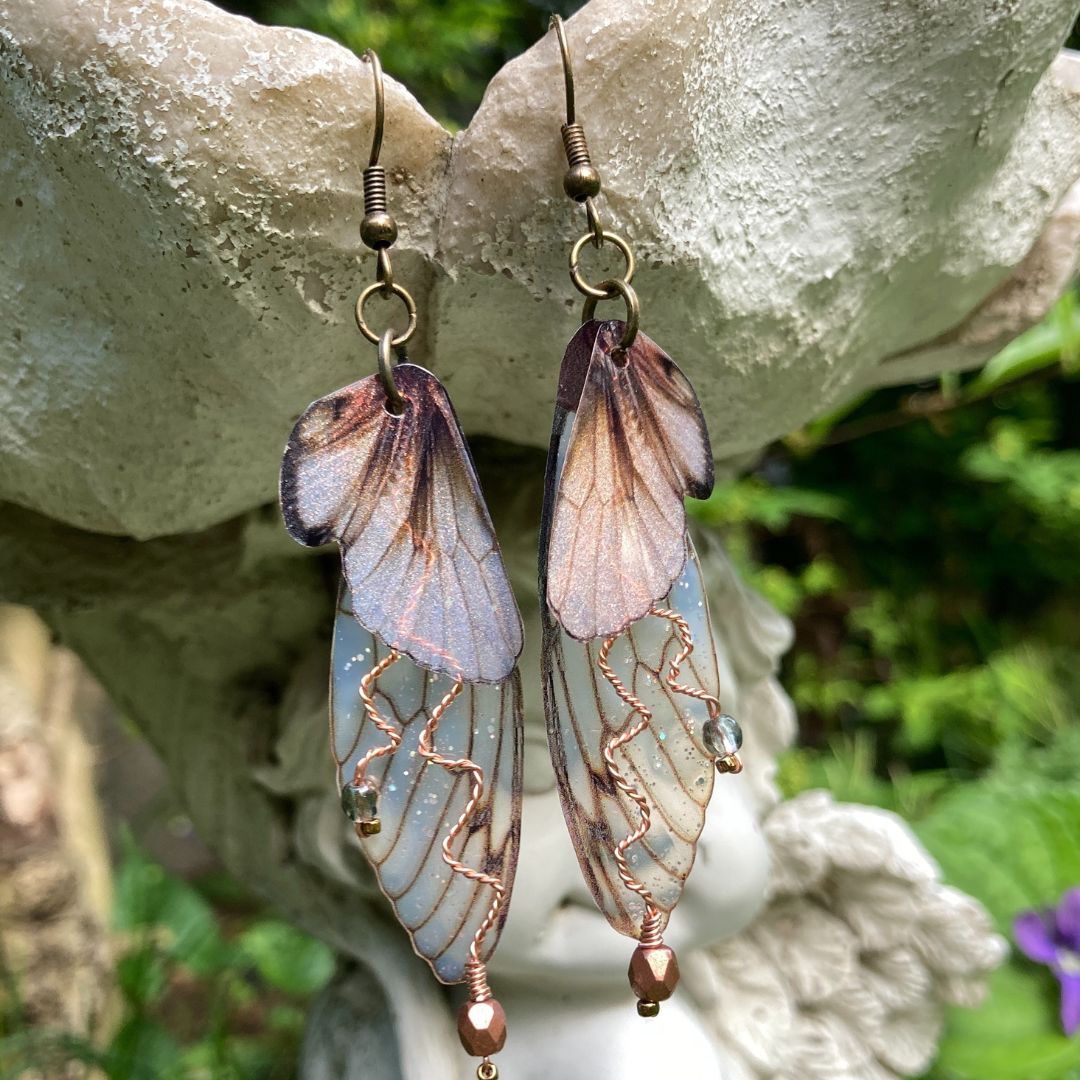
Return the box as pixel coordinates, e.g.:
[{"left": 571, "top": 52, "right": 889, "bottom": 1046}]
[
  {"left": 540, "top": 18, "right": 744, "bottom": 1019},
  {"left": 279, "top": 52, "right": 522, "bottom": 1080}
]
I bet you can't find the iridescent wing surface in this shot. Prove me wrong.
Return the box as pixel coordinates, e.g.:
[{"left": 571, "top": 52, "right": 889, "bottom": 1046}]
[
  {"left": 545, "top": 322, "right": 713, "bottom": 642},
  {"left": 281, "top": 364, "right": 523, "bottom": 684},
  {"left": 541, "top": 320, "right": 719, "bottom": 938},
  {"left": 332, "top": 585, "right": 523, "bottom": 984}
]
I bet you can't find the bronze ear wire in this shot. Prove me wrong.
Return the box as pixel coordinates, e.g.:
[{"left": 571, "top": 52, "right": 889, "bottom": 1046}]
[
  {"left": 549, "top": 15, "right": 640, "bottom": 351},
  {"left": 539, "top": 16, "right": 744, "bottom": 1021},
  {"left": 353, "top": 50, "right": 416, "bottom": 413}
]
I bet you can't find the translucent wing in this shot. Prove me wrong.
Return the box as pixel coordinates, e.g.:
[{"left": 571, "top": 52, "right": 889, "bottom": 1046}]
[
  {"left": 281, "top": 364, "right": 523, "bottom": 684},
  {"left": 332, "top": 585, "right": 523, "bottom": 984},
  {"left": 543, "top": 543, "right": 719, "bottom": 938},
  {"left": 541, "top": 321, "right": 719, "bottom": 938},
  {"left": 546, "top": 322, "right": 714, "bottom": 642}
]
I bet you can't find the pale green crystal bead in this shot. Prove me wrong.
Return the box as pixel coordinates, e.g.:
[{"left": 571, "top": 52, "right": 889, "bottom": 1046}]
[
  {"left": 341, "top": 780, "right": 378, "bottom": 823},
  {"left": 703, "top": 714, "right": 742, "bottom": 758}
]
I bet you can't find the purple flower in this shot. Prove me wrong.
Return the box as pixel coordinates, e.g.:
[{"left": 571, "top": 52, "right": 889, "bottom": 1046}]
[{"left": 1014, "top": 887, "right": 1080, "bottom": 1036}]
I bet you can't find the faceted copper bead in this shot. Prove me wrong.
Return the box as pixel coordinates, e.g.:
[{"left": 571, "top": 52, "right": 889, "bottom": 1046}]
[
  {"left": 457, "top": 998, "right": 507, "bottom": 1058},
  {"left": 628, "top": 944, "right": 680, "bottom": 1005}
]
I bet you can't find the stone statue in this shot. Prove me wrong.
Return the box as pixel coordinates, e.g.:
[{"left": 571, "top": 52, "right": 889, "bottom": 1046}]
[{"left": 3, "top": 0, "right": 1078, "bottom": 1075}]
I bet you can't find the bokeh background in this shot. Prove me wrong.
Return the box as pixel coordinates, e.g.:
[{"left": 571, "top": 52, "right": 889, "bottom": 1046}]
[{"left": 4, "top": 3, "right": 1080, "bottom": 1078}]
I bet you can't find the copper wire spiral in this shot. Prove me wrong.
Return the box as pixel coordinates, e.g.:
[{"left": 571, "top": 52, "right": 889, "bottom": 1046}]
[
  {"left": 649, "top": 606, "right": 720, "bottom": 717},
  {"left": 651, "top": 606, "right": 744, "bottom": 775},
  {"left": 351, "top": 650, "right": 403, "bottom": 784},
  {"left": 596, "top": 635, "right": 664, "bottom": 941},
  {"left": 597, "top": 603, "right": 745, "bottom": 942},
  {"left": 416, "top": 678, "right": 506, "bottom": 1003}
]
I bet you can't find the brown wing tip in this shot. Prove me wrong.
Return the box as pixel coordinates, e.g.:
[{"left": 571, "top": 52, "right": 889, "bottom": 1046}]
[{"left": 279, "top": 437, "right": 335, "bottom": 548}]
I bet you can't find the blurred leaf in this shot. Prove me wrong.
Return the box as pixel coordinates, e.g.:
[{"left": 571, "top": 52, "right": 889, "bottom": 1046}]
[
  {"left": 116, "top": 943, "right": 168, "bottom": 1008},
  {"left": 114, "top": 836, "right": 227, "bottom": 975},
  {"left": 916, "top": 784, "right": 1080, "bottom": 933},
  {"left": 933, "top": 964, "right": 1080, "bottom": 1080},
  {"left": 966, "top": 291, "right": 1080, "bottom": 399},
  {"left": 691, "top": 479, "right": 847, "bottom": 530},
  {"left": 107, "top": 1016, "right": 183, "bottom": 1080},
  {"left": 238, "top": 920, "right": 335, "bottom": 995}
]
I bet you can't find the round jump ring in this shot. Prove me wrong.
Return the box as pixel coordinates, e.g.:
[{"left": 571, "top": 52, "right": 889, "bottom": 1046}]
[
  {"left": 581, "top": 277, "right": 640, "bottom": 351},
  {"left": 377, "top": 328, "right": 405, "bottom": 414},
  {"left": 569, "top": 230, "right": 635, "bottom": 300},
  {"left": 355, "top": 280, "right": 417, "bottom": 347}
]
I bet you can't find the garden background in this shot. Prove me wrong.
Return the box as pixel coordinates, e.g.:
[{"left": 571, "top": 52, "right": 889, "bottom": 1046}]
[{"left": 3, "top": 2, "right": 1079, "bottom": 1078}]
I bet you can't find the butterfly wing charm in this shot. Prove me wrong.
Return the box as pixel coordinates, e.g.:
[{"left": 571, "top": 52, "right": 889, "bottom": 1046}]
[
  {"left": 332, "top": 586, "right": 523, "bottom": 984},
  {"left": 541, "top": 320, "right": 727, "bottom": 940},
  {"left": 280, "top": 363, "right": 525, "bottom": 994},
  {"left": 281, "top": 364, "right": 523, "bottom": 684}
]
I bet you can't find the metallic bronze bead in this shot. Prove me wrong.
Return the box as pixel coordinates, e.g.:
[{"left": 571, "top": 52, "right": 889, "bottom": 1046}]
[
  {"left": 457, "top": 998, "right": 507, "bottom": 1058},
  {"left": 628, "top": 943, "right": 680, "bottom": 1005},
  {"left": 636, "top": 999, "right": 660, "bottom": 1018},
  {"left": 361, "top": 211, "right": 398, "bottom": 249},
  {"left": 563, "top": 162, "right": 602, "bottom": 201}
]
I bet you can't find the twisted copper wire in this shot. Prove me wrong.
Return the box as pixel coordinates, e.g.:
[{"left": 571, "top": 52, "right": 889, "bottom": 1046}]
[
  {"left": 351, "top": 650, "right": 403, "bottom": 784},
  {"left": 596, "top": 635, "right": 664, "bottom": 940},
  {"left": 648, "top": 606, "right": 720, "bottom": 719},
  {"left": 416, "top": 678, "right": 506, "bottom": 1002},
  {"left": 650, "top": 606, "right": 744, "bottom": 774}
]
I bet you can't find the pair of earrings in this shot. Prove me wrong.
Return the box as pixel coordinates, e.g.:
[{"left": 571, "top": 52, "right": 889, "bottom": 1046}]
[{"left": 280, "top": 19, "right": 743, "bottom": 1080}]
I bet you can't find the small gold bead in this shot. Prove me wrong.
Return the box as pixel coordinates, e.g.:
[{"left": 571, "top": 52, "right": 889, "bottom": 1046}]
[
  {"left": 358, "top": 818, "right": 381, "bottom": 837},
  {"left": 636, "top": 999, "right": 660, "bottom": 1018}
]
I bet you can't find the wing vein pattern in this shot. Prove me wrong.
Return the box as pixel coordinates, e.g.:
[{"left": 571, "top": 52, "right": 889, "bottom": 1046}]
[
  {"left": 541, "top": 320, "right": 721, "bottom": 939},
  {"left": 281, "top": 364, "right": 523, "bottom": 684},
  {"left": 332, "top": 587, "right": 523, "bottom": 984}
]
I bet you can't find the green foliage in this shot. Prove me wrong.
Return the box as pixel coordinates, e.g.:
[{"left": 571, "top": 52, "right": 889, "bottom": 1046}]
[
  {"left": 730, "top": 290, "right": 1080, "bottom": 1077},
  {"left": 916, "top": 781, "right": 1080, "bottom": 1079},
  {"left": 0, "top": 835, "right": 335, "bottom": 1080},
  {"left": 932, "top": 965, "right": 1080, "bottom": 1080}
]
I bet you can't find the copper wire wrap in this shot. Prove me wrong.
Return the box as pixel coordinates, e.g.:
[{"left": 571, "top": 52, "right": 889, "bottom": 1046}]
[
  {"left": 416, "top": 678, "right": 507, "bottom": 1003},
  {"left": 651, "top": 606, "right": 744, "bottom": 775},
  {"left": 596, "top": 636, "right": 665, "bottom": 944},
  {"left": 351, "top": 650, "right": 403, "bottom": 784},
  {"left": 597, "top": 605, "right": 746, "bottom": 941}
]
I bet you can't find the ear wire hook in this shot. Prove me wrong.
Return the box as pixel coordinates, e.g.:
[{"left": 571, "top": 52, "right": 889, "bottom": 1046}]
[
  {"left": 356, "top": 49, "right": 415, "bottom": 405},
  {"left": 363, "top": 48, "right": 385, "bottom": 168},
  {"left": 550, "top": 15, "right": 575, "bottom": 126},
  {"left": 549, "top": 14, "right": 603, "bottom": 246},
  {"left": 549, "top": 15, "right": 640, "bottom": 351}
]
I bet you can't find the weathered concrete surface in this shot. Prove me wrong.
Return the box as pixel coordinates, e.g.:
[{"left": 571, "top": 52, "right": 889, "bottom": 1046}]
[{"left": 2, "top": 0, "right": 1079, "bottom": 537}]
